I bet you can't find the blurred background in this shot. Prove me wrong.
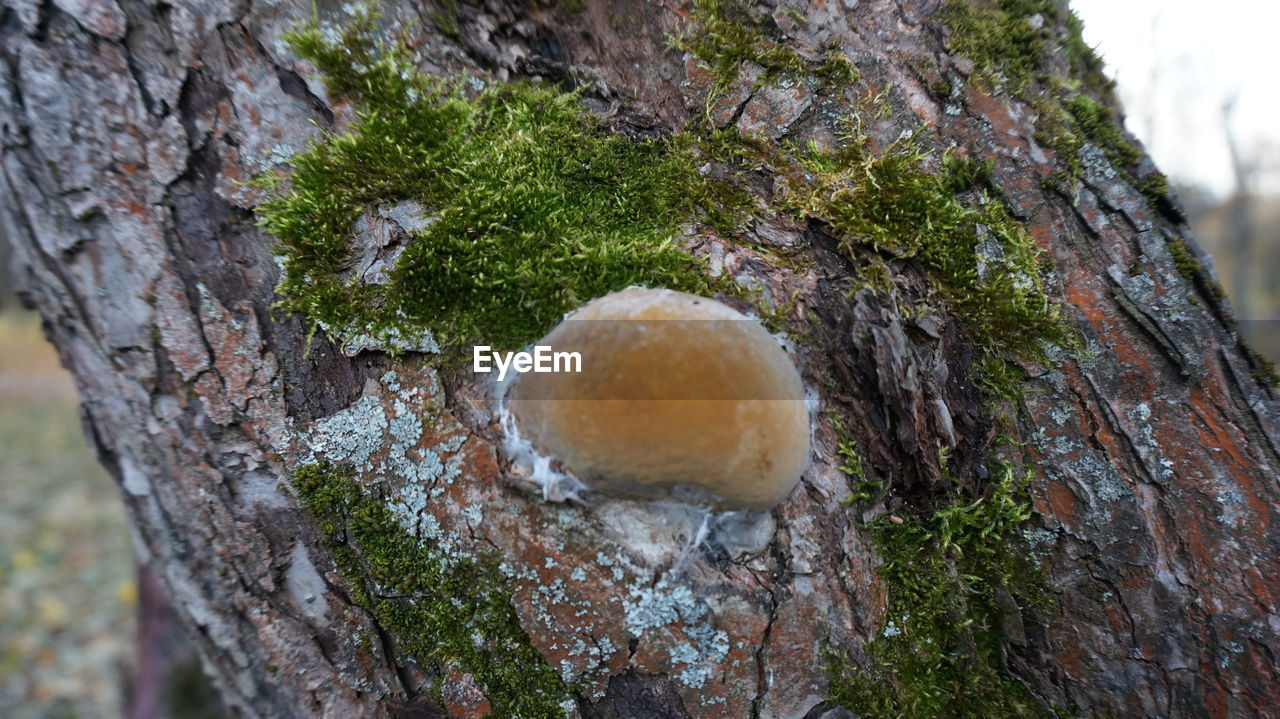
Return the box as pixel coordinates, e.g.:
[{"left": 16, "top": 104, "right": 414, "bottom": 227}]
[
  {"left": 1074, "top": 0, "right": 1280, "bottom": 360},
  {"left": 0, "top": 310, "right": 137, "bottom": 718},
  {"left": 0, "top": 2, "right": 1275, "bottom": 716}
]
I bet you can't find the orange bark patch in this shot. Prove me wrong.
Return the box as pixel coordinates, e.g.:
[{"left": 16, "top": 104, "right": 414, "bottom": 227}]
[
  {"left": 1038, "top": 476, "right": 1080, "bottom": 526},
  {"left": 441, "top": 670, "right": 492, "bottom": 719},
  {"left": 964, "top": 89, "right": 1021, "bottom": 139}
]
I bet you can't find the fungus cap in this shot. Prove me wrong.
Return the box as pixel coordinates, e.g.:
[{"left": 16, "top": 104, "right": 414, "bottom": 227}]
[{"left": 506, "top": 288, "right": 809, "bottom": 510}]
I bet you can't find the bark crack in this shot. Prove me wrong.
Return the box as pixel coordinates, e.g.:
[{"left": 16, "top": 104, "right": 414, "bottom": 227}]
[
  {"left": 1215, "top": 347, "right": 1280, "bottom": 463},
  {"left": 1109, "top": 289, "right": 1191, "bottom": 379},
  {"left": 748, "top": 589, "right": 778, "bottom": 719}
]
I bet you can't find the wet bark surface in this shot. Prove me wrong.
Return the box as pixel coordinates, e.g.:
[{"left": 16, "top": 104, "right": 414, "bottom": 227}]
[{"left": 1, "top": 0, "right": 1277, "bottom": 717}]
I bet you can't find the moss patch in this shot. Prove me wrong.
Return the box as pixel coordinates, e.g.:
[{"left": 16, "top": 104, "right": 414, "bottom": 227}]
[
  {"left": 1167, "top": 237, "right": 1204, "bottom": 286},
  {"left": 259, "top": 10, "right": 731, "bottom": 354},
  {"left": 817, "top": 41, "right": 862, "bottom": 86},
  {"left": 829, "top": 462, "right": 1049, "bottom": 717},
  {"left": 1072, "top": 107, "right": 1167, "bottom": 208},
  {"left": 944, "top": 1, "right": 1173, "bottom": 210},
  {"left": 943, "top": 0, "right": 1112, "bottom": 100},
  {"left": 1167, "top": 236, "right": 1229, "bottom": 302},
  {"left": 670, "top": 0, "right": 809, "bottom": 93},
  {"left": 830, "top": 411, "right": 878, "bottom": 502},
  {"left": 1247, "top": 347, "right": 1280, "bottom": 390},
  {"left": 1032, "top": 92, "right": 1172, "bottom": 215},
  {"left": 942, "top": 0, "right": 1055, "bottom": 93},
  {"left": 779, "top": 128, "right": 1071, "bottom": 401},
  {"left": 1065, "top": 95, "right": 1139, "bottom": 172},
  {"left": 292, "top": 463, "right": 572, "bottom": 717},
  {"left": 671, "top": 0, "right": 859, "bottom": 99},
  {"left": 1031, "top": 97, "right": 1084, "bottom": 187},
  {"left": 672, "top": 8, "right": 1071, "bottom": 398}
]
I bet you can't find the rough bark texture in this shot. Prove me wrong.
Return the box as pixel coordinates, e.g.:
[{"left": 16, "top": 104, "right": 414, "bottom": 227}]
[{"left": 1, "top": 1, "right": 1277, "bottom": 718}]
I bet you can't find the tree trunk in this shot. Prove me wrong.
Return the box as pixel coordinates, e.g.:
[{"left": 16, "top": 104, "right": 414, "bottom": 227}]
[{"left": 2, "top": 1, "right": 1277, "bottom": 718}]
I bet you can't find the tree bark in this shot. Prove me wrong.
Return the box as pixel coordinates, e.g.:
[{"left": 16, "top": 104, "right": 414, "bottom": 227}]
[{"left": 1, "top": 1, "right": 1277, "bottom": 718}]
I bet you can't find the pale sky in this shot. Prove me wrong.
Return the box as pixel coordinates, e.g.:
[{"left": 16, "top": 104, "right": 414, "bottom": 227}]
[{"left": 1070, "top": 0, "right": 1280, "bottom": 197}]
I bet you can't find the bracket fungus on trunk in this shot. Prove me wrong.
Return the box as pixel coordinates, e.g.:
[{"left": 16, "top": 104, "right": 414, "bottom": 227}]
[{"left": 501, "top": 288, "right": 811, "bottom": 511}]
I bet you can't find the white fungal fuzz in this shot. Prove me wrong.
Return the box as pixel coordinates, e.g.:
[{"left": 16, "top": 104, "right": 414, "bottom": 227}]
[{"left": 496, "top": 398, "right": 587, "bottom": 504}]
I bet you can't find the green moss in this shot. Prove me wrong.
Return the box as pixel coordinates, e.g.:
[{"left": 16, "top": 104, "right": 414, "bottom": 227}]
[
  {"left": 715, "top": 108, "right": 1064, "bottom": 715},
  {"left": 944, "top": 0, "right": 1112, "bottom": 101},
  {"left": 682, "top": 96, "right": 1066, "bottom": 713},
  {"left": 259, "top": 9, "right": 735, "bottom": 354},
  {"left": 292, "top": 463, "right": 572, "bottom": 717},
  {"left": 942, "top": 0, "right": 1055, "bottom": 92},
  {"left": 1136, "top": 170, "right": 1171, "bottom": 202},
  {"left": 1166, "top": 237, "right": 1201, "bottom": 284},
  {"left": 946, "top": 1, "right": 1170, "bottom": 216},
  {"left": 781, "top": 6, "right": 807, "bottom": 28},
  {"left": 1035, "top": 91, "right": 1146, "bottom": 193},
  {"left": 828, "top": 411, "right": 878, "bottom": 502},
  {"left": 1247, "top": 347, "right": 1280, "bottom": 389},
  {"left": 1166, "top": 236, "right": 1229, "bottom": 302},
  {"left": 838, "top": 438, "right": 866, "bottom": 480},
  {"left": 849, "top": 258, "right": 897, "bottom": 297},
  {"left": 1035, "top": 94, "right": 1172, "bottom": 208},
  {"left": 806, "top": 131, "right": 1059, "bottom": 713},
  {"left": 1032, "top": 97, "right": 1084, "bottom": 182},
  {"left": 1066, "top": 95, "right": 1139, "bottom": 169},
  {"left": 781, "top": 128, "right": 1071, "bottom": 401},
  {"left": 941, "top": 149, "right": 995, "bottom": 192},
  {"left": 817, "top": 42, "right": 862, "bottom": 86},
  {"left": 945, "top": 0, "right": 1155, "bottom": 209},
  {"left": 755, "top": 290, "right": 811, "bottom": 342},
  {"left": 670, "top": 0, "right": 809, "bottom": 93},
  {"left": 789, "top": 125, "right": 1063, "bottom": 705},
  {"left": 425, "top": 0, "right": 462, "bottom": 39},
  {"left": 829, "top": 462, "right": 1049, "bottom": 718},
  {"left": 671, "top": 0, "right": 860, "bottom": 98}
]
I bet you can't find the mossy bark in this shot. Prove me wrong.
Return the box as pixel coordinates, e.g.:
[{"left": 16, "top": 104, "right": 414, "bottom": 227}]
[{"left": 1, "top": 1, "right": 1277, "bottom": 718}]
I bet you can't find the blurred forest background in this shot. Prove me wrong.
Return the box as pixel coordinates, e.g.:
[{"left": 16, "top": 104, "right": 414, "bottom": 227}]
[
  {"left": 1073, "top": 0, "right": 1280, "bottom": 360},
  {"left": 0, "top": 308, "right": 137, "bottom": 717},
  {"left": 0, "top": 1, "right": 1275, "bottom": 717}
]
